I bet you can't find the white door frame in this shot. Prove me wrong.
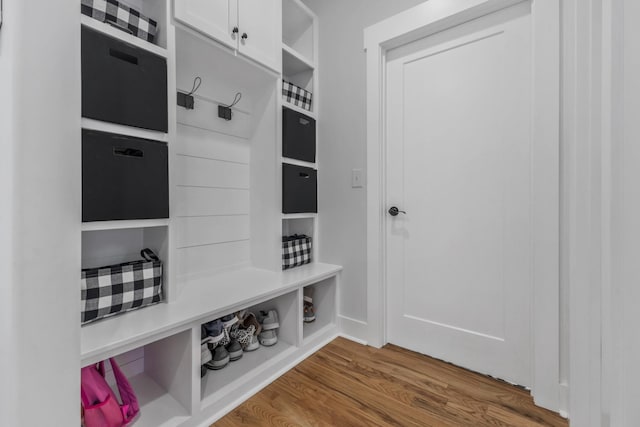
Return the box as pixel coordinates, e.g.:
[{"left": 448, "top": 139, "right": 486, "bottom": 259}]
[{"left": 364, "top": 0, "right": 561, "bottom": 412}]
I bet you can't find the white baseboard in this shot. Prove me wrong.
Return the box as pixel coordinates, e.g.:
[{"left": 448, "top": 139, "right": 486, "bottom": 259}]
[
  {"left": 338, "top": 315, "right": 368, "bottom": 344},
  {"left": 559, "top": 382, "right": 569, "bottom": 419}
]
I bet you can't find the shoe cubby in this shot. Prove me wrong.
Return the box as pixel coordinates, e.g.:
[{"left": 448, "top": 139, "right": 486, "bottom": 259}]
[
  {"left": 302, "top": 276, "right": 337, "bottom": 343},
  {"left": 200, "top": 290, "right": 299, "bottom": 409},
  {"left": 90, "top": 329, "right": 193, "bottom": 427}
]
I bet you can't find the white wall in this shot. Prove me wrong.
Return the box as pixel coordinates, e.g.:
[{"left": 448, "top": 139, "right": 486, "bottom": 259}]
[
  {"left": 0, "top": 0, "right": 81, "bottom": 425},
  {"left": 0, "top": 1, "right": 17, "bottom": 424},
  {"left": 302, "top": 0, "right": 425, "bottom": 333}
]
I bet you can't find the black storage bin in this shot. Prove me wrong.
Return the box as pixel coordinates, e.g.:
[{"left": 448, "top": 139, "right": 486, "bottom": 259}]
[
  {"left": 82, "top": 26, "right": 168, "bottom": 132},
  {"left": 82, "top": 129, "right": 169, "bottom": 222},
  {"left": 283, "top": 164, "right": 317, "bottom": 214},
  {"left": 283, "top": 107, "right": 316, "bottom": 163}
]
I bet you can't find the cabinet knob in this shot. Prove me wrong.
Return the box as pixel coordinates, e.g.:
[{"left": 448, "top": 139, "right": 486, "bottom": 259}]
[
  {"left": 241, "top": 32, "right": 248, "bottom": 41},
  {"left": 232, "top": 27, "right": 239, "bottom": 37}
]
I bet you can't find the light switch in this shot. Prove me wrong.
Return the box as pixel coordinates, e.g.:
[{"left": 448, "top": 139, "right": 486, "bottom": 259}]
[{"left": 352, "top": 169, "right": 364, "bottom": 188}]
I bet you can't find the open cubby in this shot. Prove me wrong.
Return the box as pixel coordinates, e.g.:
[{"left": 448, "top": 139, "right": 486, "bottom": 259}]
[
  {"left": 282, "top": 0, "right": 314, "bottom": 61},
  {"left": 81, "top": 226, "right": 169, "bottom": 268},
  {"left": 200, "top": 290, "right": 299, "bottom": 408},
  {"left": 94, "top": 329, "right": 192, "bottom": 427},
  {"left": 88, "top": 0, "right": 169, "bottom": 49},
  {"left": 303, "top": 276, "right": 337, "bottom": 343},
  {"left": 283, "top": 217, "right": 317, "bottom": 266}
]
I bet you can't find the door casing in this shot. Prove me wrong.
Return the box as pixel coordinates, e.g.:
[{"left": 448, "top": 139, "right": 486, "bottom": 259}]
[{"left": 364, "top": 0, "right": 561, "bottom": 413}]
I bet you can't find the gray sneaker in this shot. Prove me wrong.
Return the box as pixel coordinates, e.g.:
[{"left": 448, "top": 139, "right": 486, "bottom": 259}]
[
  {"left": 226, "top": 339, "right": 243, "bottom": 361},
  {"left": 201, "top": 343, "right": 212, "bottom": 366},
  {"left": 257, "top": 310, "right": 280, "bottom": 331},
  {"left": 203, "top": 319, "right": 225, "bottom": 345},
  {"left": 258, "top": 329, "right": 278, "bottom": 346},
  {"left": 205, "top": 345, "right": 229, "bottom": 370}
]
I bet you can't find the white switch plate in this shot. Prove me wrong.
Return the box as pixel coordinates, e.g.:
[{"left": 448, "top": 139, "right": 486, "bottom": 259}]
[{"left": 352, "top": 169, "right": 364, "bottom": 188}]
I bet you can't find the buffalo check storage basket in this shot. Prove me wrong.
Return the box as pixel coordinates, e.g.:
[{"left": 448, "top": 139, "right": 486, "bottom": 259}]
[
  {"left": 282, "top": 80, "right": 313, "bottom": 111},
  {"left": 81, "top": 0, "right": 158, "bottom": 43},
  {"left": 282, "top": 235, "right": 312, "bottom": 270},
  {"left": 81, "top": 249, "right": 164, "bottom": 324}
]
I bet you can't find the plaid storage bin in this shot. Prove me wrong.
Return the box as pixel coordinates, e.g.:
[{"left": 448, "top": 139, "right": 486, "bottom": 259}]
[
  {"left": 82, "top": 0, "right": 158, "bottom": 43},
  {"left": 283, "top": 80, "right": 313, "bottom": 111},
  {"left": 81, "top": 248, "right": 163, "bottom": 324},
  {"left": 282, "top": 235, "right": 312, "bottom": 270}
]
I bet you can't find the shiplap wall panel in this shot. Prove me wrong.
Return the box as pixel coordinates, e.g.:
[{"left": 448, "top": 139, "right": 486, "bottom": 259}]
[
  {"left": 177, "top": 97, "right": 253, "bottom": 139},
  {"left": 174, "top": 187, "right": 250, "bottom": 217},
  {"left": 176, "top": 124, "right": 250, "bottom": 164},
  {"left": 176, "top": 240, "right": 250, "bottom": 279},
  {"left": 175, "top": 215, "right": 250, "bottom": 248},
  {"left": 175, "top": 104, "right": 252, "bottom": 279},
  {"left": 175, "top": 155, "right": 250, "bottom": 189}
]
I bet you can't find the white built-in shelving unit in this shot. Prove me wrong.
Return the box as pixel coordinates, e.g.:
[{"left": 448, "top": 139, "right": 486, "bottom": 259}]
[
  {"left": 79, "top": 1, "right": 339, "bottom": 425},
  {"left": 280, "top": 0, "right": 320, "bottom": 263}
]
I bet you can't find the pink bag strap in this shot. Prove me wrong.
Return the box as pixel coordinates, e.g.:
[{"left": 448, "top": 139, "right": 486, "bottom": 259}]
[
  {"left": 80, "top": 387, "right": 91, "bottom": 408},
  {"left": 80, "top": 362, "right": 106, "bottom": 408},
  {"left": 106, "top": 358, "right": 140, "bottom": 422}
]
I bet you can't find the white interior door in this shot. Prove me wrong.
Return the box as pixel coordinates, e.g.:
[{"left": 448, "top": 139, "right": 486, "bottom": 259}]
[{"left": 386, "top": 3, "right": 534, "bottom": 386}]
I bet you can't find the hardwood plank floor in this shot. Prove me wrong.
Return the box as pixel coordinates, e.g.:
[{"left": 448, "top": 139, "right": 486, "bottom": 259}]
[{"left": 215, "top": 337, "right": 568, "bottom": 426}]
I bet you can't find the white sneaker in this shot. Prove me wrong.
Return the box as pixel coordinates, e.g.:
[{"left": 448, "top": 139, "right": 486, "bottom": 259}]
[
  {"left": 244, "top": 334, "right": 260, "bottom": 352},
  {"left": 259, "top": 329, "right": 278, "bottom": 346}
]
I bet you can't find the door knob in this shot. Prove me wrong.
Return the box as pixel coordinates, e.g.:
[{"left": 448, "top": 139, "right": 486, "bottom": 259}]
[{"left": 388, "top": 206, "right": 406, "bottom": 216}]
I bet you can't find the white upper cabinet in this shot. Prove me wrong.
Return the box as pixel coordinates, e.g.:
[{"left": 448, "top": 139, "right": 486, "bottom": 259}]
[
  {"left": 174, "top": 0, "right": 238, "bottom": 50},
  {"left": 174, "top": 0, "right": 281, "bottom": 72},
  {"left": 237, "top": 0, "right": 282, "bottom": 72}
]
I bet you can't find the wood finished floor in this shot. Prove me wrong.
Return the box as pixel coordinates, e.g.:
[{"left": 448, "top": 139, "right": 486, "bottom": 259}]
[{"left": 215, "top": 337, "right": 568, "bottom": 427}]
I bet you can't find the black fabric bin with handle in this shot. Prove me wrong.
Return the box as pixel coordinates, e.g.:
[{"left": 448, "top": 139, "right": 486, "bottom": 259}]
[
  {"left": 81, "top": 26, "right": 168, "bottom": 132},
  {"left": 82, "top": 129, "right": 169, "bottom": 222},
  {"left": 283, "top": 107, "right": 316, "bottom": 163},
  {"left": 282, "top": 164, "right": 317, "bottom": 214}
]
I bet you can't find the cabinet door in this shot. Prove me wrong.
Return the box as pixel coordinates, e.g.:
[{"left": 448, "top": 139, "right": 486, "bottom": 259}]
[
  {"left": 175, "top": 0, "right": 239, "bottom": 50},
  {"left": 237, "top": 0, "right": 281, "bottom": 72}
]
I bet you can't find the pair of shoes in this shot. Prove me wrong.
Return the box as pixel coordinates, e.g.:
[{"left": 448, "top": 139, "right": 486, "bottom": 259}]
[
  {"left": 237, "top": 310, "right": 263, "bottom": 336},
  {"left": 236, "top": 310, "right": 263, "bottom": 352},
  {"left": 203, "top": 313, "right": 240, "bottom": 370},
  {"left": 202, "top": 319, "right": 225, "bottom": 346},
  {"left": 230, "top": 324, "right": 259, "bottom": 352},
  {"left": 220, "top": 314, "right": 243, "bottom": 361},
  {"left": 257, "top": 310, "right": 279, "bottom": 346},
  {"left": 303, "top": 287, "right": 316, "bottom": 323},
  {"left": 200, "top": 326, "right": 213, "bottom": 377},
  {"left": 200, "top": 342, "right": 212, "bottom": 378}
]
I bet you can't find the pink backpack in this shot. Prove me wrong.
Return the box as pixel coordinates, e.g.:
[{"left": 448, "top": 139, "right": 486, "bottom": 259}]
[{"left": 81, "top": 358, "right": 140, "bottom": 427}]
